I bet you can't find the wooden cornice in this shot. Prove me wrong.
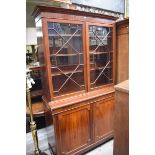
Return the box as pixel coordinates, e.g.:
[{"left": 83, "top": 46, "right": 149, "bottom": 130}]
[{"left": 32, "top": 5, "right": 119, "bottom": 20}]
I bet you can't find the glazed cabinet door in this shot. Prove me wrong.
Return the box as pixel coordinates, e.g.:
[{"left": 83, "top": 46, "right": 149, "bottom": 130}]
[
  {"left": 87, "top": 23, "right": 115, "bottom": 90},
  {"left": 46, "top": 20, "right": 86, "bottom": 98},
  {"left": 94, "top": 96, "right": 114, "bottom": 142},
  {"left": 56, "top": 105, "right": 91, "bottom": 155}
]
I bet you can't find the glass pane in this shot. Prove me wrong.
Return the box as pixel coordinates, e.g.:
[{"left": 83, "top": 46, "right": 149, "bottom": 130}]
[
  {"left": 48, "top": 22, "right": 84, "bottom": 96},
  {"left": 89, "top": 25, "right": 113, "bottom": 88}
]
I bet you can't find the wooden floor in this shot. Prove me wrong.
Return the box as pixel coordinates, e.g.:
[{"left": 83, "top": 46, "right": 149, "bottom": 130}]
[{"left": 26, "top": 125, "right": 113, "bottom": 155}]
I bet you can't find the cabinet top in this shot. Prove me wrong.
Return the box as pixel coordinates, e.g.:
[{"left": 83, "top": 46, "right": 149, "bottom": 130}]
[
  {"left": 116, "top": 18, "right": 129, "bottom": 27},
  {"left": 44, "top": 86, "right": 115, "bottom": 112},
  {"left": 32, "top": 5, "right": 118, "bottom": 21},
  {"left": 115, "top": 80, "right": 129, "bottom": 93}
]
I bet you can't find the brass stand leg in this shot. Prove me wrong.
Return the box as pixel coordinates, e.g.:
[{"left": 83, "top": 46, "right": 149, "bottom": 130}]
[
  {"left": 26, "top": 78, "right": 40, "bottom": 155},
  {"left": 26, "top": 72, "right": 49, "bottom": 155},
  {"left": 30, "top": 121, "right": 40, "bottom": 155}
]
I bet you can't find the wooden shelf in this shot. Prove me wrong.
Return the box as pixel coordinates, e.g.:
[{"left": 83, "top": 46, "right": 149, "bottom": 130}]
[
  {"left": 51, "top": 65, "right": 111, "bottom": 76},
  {"left": 51, "top": 64, "right": 84, "bottom": 76},
  {"left": 51, "top": 64, "right": 110, "bottom": 69},
  {"left": 90, "top": 66, "right": 111, "bottom": 71},
  {"left": 51, "top": 53, "right": 83, "bottom": 56},
  {"left": 90, "top": 51, "right": 112, "bottom": 54},
  {"left": 52, "top": 69, "right": 84, "bottom": 76},
  {"left": 89, "top": 35, "right": 112, "bottom": 38},
  {"left": 48, "top": 34, "right": 81, "bottom": 37},
  {"left": 51, "top": 64, "right": 84, "bottom": 68}
]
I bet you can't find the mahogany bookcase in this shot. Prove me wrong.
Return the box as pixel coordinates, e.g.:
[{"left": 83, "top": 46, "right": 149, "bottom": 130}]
[{"left": 33, "top": 6, "right": 117, "bottom": 155}]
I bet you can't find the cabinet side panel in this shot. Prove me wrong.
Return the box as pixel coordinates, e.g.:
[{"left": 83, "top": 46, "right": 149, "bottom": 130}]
[
  {"left": 114, "top": 91, "right": 129, "bottom": 155},
  {"left": 116, "top": 21, "right": 129, "bottom": 83},
  {"left": 35, "top": 19, "right": 51, "bottom": 101}
]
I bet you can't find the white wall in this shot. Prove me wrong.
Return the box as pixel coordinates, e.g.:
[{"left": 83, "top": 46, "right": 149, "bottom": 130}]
[{"left": 72, "top": 0, "right": 124, "bottom": 13}]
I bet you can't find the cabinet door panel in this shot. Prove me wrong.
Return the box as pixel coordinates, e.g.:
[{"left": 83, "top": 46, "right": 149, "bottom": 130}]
[
  {"left": 88, "top": 25, "right": 113, "bottom": 88},
  {"left": 58, "top": 105, "right": 91, "bottom": 155},
  {"left": 47, "top": 22, "right": 85, "bottom": 97},
  {"left": 94, "top": 97, "right": 114, "bottom": 141}
]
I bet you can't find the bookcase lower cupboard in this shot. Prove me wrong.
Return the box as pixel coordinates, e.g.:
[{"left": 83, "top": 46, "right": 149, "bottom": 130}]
[
  {"left": 33, "top": 6, "right": 117, "bottom": 155},
  {"left": 44, "top": 88, "right": 114, "bottom": 155}
]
